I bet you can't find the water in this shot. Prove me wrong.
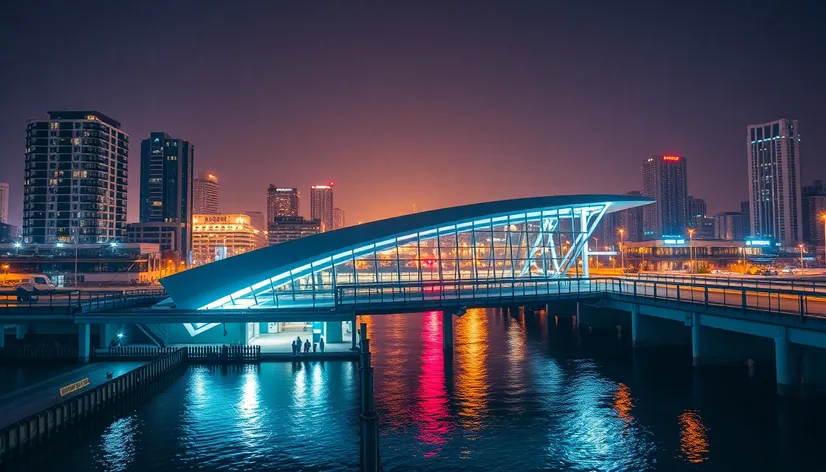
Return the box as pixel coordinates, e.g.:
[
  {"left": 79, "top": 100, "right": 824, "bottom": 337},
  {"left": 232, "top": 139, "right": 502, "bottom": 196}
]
[{"left": 10, "top": 309, "right": 826, "bottom": 471}]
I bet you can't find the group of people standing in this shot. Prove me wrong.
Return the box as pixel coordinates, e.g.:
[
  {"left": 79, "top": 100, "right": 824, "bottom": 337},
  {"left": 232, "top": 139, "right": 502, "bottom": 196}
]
[{"left": 292, "top": 336, "right": 324, "bottom": 355}]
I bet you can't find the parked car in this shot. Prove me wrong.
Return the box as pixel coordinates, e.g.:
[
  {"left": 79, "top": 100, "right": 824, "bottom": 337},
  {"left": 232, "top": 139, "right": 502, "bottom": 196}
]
[
  {"left": 781, "top": 267, "right": 797, "bottom": 274},
  {"left": 762, "top": 269, "right": 778, "bottom": 276}
]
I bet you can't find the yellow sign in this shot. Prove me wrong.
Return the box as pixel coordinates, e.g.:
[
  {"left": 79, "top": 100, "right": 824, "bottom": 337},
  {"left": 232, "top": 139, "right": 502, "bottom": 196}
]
[{"left": 59, "top": 378, "right": 90, "bottom": 397}]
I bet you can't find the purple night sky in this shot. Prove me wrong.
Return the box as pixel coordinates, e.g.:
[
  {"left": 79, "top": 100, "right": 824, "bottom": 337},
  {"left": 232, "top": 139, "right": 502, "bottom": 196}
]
[{"left": 1, "top": 1, "right": 824, "bottom": 226}]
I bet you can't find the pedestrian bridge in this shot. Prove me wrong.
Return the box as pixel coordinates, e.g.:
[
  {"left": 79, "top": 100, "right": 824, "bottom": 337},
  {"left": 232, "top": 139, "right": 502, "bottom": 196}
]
[{"left": 162, "top": 194, "right": 651, "bottom": 311}]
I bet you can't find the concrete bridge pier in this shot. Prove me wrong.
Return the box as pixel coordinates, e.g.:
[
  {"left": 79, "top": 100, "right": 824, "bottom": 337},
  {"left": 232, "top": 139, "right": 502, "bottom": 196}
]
[
  {"left": 0, "top": 325, "right": 5, "bottom": 347},
  {"left": 78, "top": 323, "right": 91, "bottom": 363},
  {"left": 16, "top": 324, "right": 28, "bottom": 340},
  {"left": 775, "top": 327, "right": 794, "bottom": 396},
  {"left": 443, "top": 311, "right": 453, "bottom": 351}
]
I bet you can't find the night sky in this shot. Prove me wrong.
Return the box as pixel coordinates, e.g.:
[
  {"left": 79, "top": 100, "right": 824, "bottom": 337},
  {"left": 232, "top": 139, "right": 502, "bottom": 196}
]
[{"left": 2, "top": 0, "right": 825, "bottom": 227}]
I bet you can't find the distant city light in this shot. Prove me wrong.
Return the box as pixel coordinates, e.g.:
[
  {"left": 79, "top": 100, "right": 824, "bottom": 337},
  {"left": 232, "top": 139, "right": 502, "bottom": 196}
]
[
  {"left": 55, "top": 242, "right": 65, "bottom": 248},
  {"left": 13, "top": 242, "right": 21, "bottom": 248},
  {"left": 662, "top": 155, "right": 681, "bottom": 161}
]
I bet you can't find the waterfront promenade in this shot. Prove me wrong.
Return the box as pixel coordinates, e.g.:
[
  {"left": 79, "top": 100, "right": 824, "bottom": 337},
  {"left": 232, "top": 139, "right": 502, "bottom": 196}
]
[{"left": 0, "top": 361, "right": 145, "bottom": 428}]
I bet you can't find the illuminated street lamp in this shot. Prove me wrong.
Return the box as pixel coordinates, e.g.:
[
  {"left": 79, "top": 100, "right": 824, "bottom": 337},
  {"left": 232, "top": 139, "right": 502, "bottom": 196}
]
[{"left": 799, "top": 244, "right": 805, "bottom": 268}]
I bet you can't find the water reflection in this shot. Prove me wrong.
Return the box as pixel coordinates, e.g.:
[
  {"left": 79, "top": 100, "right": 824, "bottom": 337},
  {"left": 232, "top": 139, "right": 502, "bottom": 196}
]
[
  {"left": 613, "top": 382, "right": 634, "bottom": 425},
  {"left": 678, "top": 410, "right": 710, "bottom": 463},
  {"left": 414, "top": 311, "right": 452, "bottom": 456},
  {"left": 98, "top": 416, "right": 137, "bottom": 472},
  {"left": 454, "top": 308, "right": 489, "bottom": 434}
]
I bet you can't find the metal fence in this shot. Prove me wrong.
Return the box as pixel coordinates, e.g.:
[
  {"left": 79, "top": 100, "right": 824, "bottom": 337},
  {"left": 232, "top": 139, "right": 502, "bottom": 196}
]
[
  {"left": 0, "top": 345, "right": 78, "bottom": 360},
  {"left": 628, "top": 273, "right": 826, "bottom": 294},
  {"left": 0, "top": 288, "right": 166, "bottom": 312}
]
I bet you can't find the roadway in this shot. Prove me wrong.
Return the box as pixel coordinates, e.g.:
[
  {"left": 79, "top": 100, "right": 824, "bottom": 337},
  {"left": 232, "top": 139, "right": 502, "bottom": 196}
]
[{"left": 0, "top": 361, "right": 146, "bottom": 428}]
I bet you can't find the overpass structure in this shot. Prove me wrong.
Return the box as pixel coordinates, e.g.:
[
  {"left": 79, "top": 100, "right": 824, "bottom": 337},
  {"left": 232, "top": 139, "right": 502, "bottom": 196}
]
[{"left": 3, "top": 194, "right": 826, "bottom": 394}]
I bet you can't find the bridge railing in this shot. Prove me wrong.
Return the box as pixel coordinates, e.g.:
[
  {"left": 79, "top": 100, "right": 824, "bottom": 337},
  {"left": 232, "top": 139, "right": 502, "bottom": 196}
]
[
  {"left": 627, "top": 273, "right": 826, "bottom": 294},
  {"left": 609, "top": 278, "right": 826, "bottom": 320},
  {"left": 0, "top": 288, "right": 167, "bottom": 313},
  {"left": 335, "top": 277, "right": 611, "bottom": 307},
  {"left": 334, "top": 277, "right": 826, "bottom": 320}
]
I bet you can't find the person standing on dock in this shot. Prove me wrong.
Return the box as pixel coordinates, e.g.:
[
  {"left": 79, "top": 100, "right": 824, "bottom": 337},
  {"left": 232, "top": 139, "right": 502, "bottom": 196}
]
[
  {"left": 291, "top": 339, "right": 297, "bottom": 356},
  {"left": 296, "top": 337, "right": 302, "bottom": 355},
  {"left": 319, "top": 337, "right": 325, "bottom": 353}
]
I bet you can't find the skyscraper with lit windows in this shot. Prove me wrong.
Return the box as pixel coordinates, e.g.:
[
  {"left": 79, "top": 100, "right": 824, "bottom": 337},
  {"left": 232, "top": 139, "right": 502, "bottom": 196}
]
[
  {"left": 747, "top": 119, "right": 802, "bottom": 248},
  {"left": 310, "top": 183, "right": 334, "bottom": 232},
  {"left": 194, "top": 173, "right": 219, "bottom": 214},
  {"left": 642, "top": 155, "right": 688, "bottom": 239},
  {"left": 267, "top": 186, "right": 300, "bottom": 223},
  {"left": 24, "top": 111, "right": 128, "bottom": 244}
]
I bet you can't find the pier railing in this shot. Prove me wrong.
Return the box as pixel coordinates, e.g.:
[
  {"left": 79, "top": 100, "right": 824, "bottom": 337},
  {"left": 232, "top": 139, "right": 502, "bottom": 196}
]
[
  {"left": 627, "top": 273, "right": 826, "bottom": 294},
  {"left": 187, "top": 345, "right": 261, "bottom": 363}
]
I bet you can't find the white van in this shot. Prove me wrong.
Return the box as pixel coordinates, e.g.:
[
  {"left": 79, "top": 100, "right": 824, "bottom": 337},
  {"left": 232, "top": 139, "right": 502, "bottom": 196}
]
[{"left": 0, "top": 273, "right": 57, "bottom": 292}]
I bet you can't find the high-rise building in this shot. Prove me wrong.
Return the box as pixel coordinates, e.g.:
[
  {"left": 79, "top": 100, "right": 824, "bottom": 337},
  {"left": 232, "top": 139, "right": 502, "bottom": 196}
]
[
  {"left": 24, "top": 111, "right": 128, "bottom": 244},
  {"left": 642, "top": 155, "right": 688, "bottom": 239},
  {"left": 191, "top": 213, "right": 266, "bottom": 265},
  {"left": 268, "top": 216, "right": 321, "bottom": 245},
  {"left": 310, "top": 183, "right": 334, "bottom": 232},
  {"left": 747, "top": 119, "right": 802, "bottom": 248},
  {"left": 138, "top": 132, "right": 194, "bottom": 258},
  {"left": 333, "top": 208, "right": 345, "bottom": 230},
  {"left": 802, "top": 181, "right": 826, "bottom": 247},
  {"left": 687, "top": 196, "right": 707, "bottom": 229},
  {"left": 740, "top": 200, "right": 751, "bottom": 238},
  {"left": 0, "top": 183, "right": 8, "bottom": 224},
  {"left": 266, "top": 186, "right": 300, "bottom": 223},
  {"left": 713, "top": 212, "right": 746, "bottom": 240},
  {"left": 243, "top": 211, "right": 266, "bottom": 232},
  {"left": 193, "top": 173, "right": 219, "bottom": 214}
]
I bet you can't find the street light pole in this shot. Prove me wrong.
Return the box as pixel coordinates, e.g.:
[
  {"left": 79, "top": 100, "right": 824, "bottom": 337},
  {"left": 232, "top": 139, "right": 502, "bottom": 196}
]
[{"left": 799, "top": 244, "right": 805, "bottom": 268}]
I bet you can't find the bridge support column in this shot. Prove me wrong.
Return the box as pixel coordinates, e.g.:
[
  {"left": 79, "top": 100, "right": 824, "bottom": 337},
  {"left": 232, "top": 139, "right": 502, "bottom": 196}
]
[
  {"left": 78, "top": 323, "right": 91, "bottom": 363},
  {"left": 15, "top": 324, "right": 27, "bottom": 340},
  {"left": 443, "top": 311, "right": 453, "bottom": 351},
  {"left": 0, "top": 325, "right": 5, "bottom": 348},
  {"left": 692, "top": 313, "right": 703, "bottom": 366},
  {"left": 630, "top": 304, "right": 640, "bottom": 347},
  {"left": 775, "top": 327, "right": 793, "bottom": 396},
  {"left": 351, "top": 314, "right": 358, "bottom": 351}
]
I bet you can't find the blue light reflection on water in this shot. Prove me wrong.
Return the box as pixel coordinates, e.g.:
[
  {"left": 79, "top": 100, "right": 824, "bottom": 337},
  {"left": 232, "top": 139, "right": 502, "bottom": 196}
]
[{"left": 16, "top": 309, "right": 826, "bottom": 471}]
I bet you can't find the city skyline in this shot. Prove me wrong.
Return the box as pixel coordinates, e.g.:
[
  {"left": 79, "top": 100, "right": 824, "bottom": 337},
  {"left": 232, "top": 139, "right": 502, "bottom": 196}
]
[{"left": 1, "top": 1, "right": 825, "bottom": 228}]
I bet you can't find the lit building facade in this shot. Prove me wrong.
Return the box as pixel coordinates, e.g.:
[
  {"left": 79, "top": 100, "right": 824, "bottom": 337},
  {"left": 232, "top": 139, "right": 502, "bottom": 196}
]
[
  {"left": 139, "top": 132, "right": 194, "bottom": 258},
  {"left": 193, "top": 173, "right": 219, "bottom": 214},
  {"left": 687, "top": 196, "right": 707, "bottom": 229},
  {"left": 713, "top": 212, "right": 746, "bottom": 240},
  {"left": 267, "top": 186, "right": 300, "bottom": 223},
  {"left": 126, "top": 222, "right": 184, "bottom": 254},
  {"left": 268, "top": 216, "right": 321, "bottom": 245},
  {"left": 747, "top": 119, "right": 802, "bottom": 248},
  {"left": 243, "top": 210, "right": 266, "bottom": 232},
  {"left": 191, "top": 213, "right": 266, "bottom": 265},
  {"left": 623, "top": 238, "right": 776, "bottom": 272},
  {"left": 310, "top": 184, "right": 334, "bottom": 232},
  {"left": 24, "top": 111, "right": 129, "bottom": 244},
  {"left": 0, "top": 182, "right": 8, "bottom": 224},
  {"left": 333, "top": 208, "right": 345, "bottom": 230},
  {"left": 642, "top": 155, "right": 688, "bottom": 240}
]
